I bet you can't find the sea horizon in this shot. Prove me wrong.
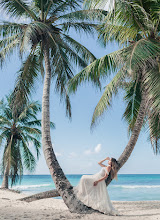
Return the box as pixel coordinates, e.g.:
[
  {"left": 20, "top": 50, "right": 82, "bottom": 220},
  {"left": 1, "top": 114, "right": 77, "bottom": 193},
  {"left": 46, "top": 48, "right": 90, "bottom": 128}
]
[
  {"left": 10, "top": 173, "right": 160, "bottom": 175},
  {"left": 1, "top": 174, "right": 160, "bottom": 201}
]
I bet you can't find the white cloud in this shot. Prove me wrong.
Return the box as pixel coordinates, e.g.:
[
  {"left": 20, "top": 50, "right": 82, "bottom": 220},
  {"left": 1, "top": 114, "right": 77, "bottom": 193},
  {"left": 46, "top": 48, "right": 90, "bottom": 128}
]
[
  {"left": 84, "top": 144, "right": 102, "bottom": 155},
  {"left": 55, "top": 152, "right": 62, "bottom": 157},
  {"left": 94, "top": 144, "right": 101, "bottom": 153},
  {"left": 69, "top": 152, "right": 77, "bottom": 158},
  {"left": 84, "top": 149, "right": 92, "bottom": 155}
]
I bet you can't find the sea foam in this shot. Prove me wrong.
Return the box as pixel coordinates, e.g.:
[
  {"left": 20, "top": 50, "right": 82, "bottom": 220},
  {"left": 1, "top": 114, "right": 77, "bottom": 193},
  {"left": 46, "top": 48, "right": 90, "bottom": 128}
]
[
  {"left": 12, "top": 184, "right": 51, "bottom": 190},
  {"left": 112, "top": 185, "right": 160, "bottom": 189}
]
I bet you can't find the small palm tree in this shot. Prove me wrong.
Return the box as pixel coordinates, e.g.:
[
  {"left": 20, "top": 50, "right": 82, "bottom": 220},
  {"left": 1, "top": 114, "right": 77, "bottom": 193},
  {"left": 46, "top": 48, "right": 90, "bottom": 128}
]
[
  {"left": 0, "top": 0, "right": 105, "bottom": 213},
  {"left": 0, "top": 95, "right": 42, "bottom": 189},
  {"left": 68, "top": 0, "right": 160, "bottom": 185}
]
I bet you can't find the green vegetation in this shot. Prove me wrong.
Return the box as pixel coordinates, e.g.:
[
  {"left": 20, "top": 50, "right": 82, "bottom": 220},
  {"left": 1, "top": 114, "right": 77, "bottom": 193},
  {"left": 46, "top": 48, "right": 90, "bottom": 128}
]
[
  {"left": 0, "top": 95, "right": 42, "bottom": 188},
  {"left": 69, "top": 0, "right": 160, "bottom": 185}
]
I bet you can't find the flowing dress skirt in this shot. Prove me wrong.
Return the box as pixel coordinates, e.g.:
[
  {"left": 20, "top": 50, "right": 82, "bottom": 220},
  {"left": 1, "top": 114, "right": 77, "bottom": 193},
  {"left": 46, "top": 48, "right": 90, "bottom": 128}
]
[{"left": 73, "top": 168, "right": 119, "bottom": 215}]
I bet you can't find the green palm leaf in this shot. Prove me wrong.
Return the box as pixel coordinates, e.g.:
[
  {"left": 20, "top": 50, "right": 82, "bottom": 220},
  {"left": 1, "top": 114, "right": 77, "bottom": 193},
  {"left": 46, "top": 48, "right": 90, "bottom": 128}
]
[
  {"left": 91, "top": 69, "right": 125, "bottom": 127},
  {"left": 123, "top": 80, "right": 142, "bottom": 134},
  {"left": 68, "top": 46, "right": 130, "bottom": 93},
  {"left": 20, "top": 137, "right": 36, "bottom": 172},
  {"left": 58, "top": 9, "right": 105, "bottom": 22},
  {"left": 12, "top": 51, "right": 41, "bottom": 113},
  {"left": 0, "top": 0, "right": 37, "bottom": 20}
]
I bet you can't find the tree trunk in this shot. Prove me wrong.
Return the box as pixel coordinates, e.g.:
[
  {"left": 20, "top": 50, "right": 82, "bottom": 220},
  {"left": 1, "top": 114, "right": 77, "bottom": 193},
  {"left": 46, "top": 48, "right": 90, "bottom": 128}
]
[
  {"left": 105, "top": 91, "right": 147, "bottom": 186},
  {"left": 19, "top": 189, "right": 60, "bottom": 202},
  {"left": 1, "top": 165, "right": 9, "bottom": 189},
  {"left": 42, "top": 42, "right": 95, "bottom": 213}
]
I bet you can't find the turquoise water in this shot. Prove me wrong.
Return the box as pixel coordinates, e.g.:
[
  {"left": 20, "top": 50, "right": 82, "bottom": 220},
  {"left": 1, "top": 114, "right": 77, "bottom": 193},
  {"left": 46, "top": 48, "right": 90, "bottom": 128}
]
[{"left": 1, "top": 174, "right": 160, "bottom": 201}]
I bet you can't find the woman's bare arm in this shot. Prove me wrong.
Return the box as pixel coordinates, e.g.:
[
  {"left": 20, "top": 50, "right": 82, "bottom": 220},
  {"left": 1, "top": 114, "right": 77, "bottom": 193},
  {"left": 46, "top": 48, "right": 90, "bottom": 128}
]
[
  {"left": 98, "top": 157, "right": 110, "bottom": 167},
  {"left": 93, "top": 173, "right": 108, "bottom": 186},
  {"left": 93, "top": 166, "right": 111, "bottom": 186}
]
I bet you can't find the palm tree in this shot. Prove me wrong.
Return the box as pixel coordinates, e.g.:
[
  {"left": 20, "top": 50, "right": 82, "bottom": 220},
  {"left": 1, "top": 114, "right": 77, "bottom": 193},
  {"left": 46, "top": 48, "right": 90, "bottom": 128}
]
[
  {"left": 0, "top": 95, "right": 42, "bottom": 189},
  {"left": 68, "top": 0, "right": 160, "bottom": 185},
  {"left": 0, "top": 0, "right": 105, "bottom": 213}
]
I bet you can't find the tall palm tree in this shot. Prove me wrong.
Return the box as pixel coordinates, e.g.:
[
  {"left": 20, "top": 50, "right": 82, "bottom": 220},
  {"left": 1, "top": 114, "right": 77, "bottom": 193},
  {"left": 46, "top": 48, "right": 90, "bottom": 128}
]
[
  {"left": 68, "top": 0, "right": 160, "bottom": 185},
  {"left": 0, "top": 95, "right": 42, "bottom": 189},
  {"left": 0, "top": 0, "right": 105, "bottom": 213}
]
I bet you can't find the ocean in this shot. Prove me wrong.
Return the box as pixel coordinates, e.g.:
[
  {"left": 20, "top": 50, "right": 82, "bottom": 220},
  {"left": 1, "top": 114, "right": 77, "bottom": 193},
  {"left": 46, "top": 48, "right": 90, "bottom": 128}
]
[{"left": 1, "top": 174, "right": 160, "bottom": 201}]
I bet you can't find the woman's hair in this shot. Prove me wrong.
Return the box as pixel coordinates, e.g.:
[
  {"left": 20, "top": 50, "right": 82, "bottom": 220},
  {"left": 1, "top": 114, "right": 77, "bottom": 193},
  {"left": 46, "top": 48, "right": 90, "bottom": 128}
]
[{"left": 110, "top": 158, "right": 119, "bottom": 180}]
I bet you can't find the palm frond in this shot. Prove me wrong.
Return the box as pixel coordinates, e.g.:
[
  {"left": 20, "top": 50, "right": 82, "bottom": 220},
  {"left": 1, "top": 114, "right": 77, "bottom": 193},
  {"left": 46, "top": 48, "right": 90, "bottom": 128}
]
[
  {"left": 0, "top": 22, "right": 23, "bottom": 38},
  {"left": 99, "top": 22, "right": 140, "bottom": 45},
  {"left": 18, "top": 101, "right": 41, "bottom": 122},
  {"left": 123, "top": 80, "right": 142, "bottom": 134},
  {"left": 59, "top": 22, "right": 97, "bottom": 35},
  {"left": 0, "top": 116, "right": 12, "bottom": 127},
  {"left": 62, "top": 33, "right": 96, "bottom": 63},
  {"left": 25, "top": 119, "right": 41, "bottom": 127},
  {"left": 0, "top": 129, "right": 11, "bottom": 146},
  {"left": 47, "top": 0, "right": 81, "bottom": 18},
  {"left": 0, "top": 0, "right": 37, "bottom": 20},
  {"left": 23, "top": 134, "right": 41, "bottom": 159},
  {"left": 128, "top": 39, "right": 160, "bottom": 72},
  {"left": 144, "top": 64, "right": 160, "bottom": 113},
  {"left": 20, "top": 137, "right": 36, "bottom": 172},
  {"left": 0, "top": 37, "right": 20, "bottom": 67},
  {"left": 67, "top": 46, "right": 129, "bottom": 93},
  {"left": 12, "top": 51, "right": 41, "bottom": 115},
  {"left": 58, "top": 9, "right": 105, "bottom": 23},
  {"left": 147, "top": 111, "right": 160, "bottom": 154},
  {"left": 91, "top": 68, "right": 126, "bottom": 127},
  {"left": 50, "top": 121, "right": 55, "bottom": 129},
  {"left": 19, "top": 126, "right": 41, "bottom": 135}
]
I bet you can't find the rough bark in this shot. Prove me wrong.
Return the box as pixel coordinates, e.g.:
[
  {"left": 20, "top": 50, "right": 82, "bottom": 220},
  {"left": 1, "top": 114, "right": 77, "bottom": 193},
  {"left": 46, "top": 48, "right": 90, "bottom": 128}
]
[
  {"left": 42, "top": 42, "right": 95, "bottom": 214},
  {"left": 1, "top": 165, "right": 9, "bottom": 189},
  {"left": 20, "top": 189, "right": 60, "bottom": 202},
  {"left": 105, "top": 91, "right": 147, "bottom": 186}
]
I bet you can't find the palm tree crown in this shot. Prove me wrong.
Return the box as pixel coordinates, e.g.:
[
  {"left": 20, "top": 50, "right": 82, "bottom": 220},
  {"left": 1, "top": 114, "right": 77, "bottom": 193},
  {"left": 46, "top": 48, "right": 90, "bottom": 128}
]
[
  {"left": 0, "top": 95, "right": 42, "bottom": 186},
  {"left": 0, "top": 0, "right": 105, "bottom": 116},
  {"left": 68, "top": 0, "right": 160, "bottom": 153}
]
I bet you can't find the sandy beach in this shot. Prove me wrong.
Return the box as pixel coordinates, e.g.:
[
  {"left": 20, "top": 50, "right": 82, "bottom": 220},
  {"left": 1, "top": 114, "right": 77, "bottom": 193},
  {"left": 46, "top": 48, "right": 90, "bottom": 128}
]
[{"left": 0, "top": 189, "right": 160, "bottom": 220}]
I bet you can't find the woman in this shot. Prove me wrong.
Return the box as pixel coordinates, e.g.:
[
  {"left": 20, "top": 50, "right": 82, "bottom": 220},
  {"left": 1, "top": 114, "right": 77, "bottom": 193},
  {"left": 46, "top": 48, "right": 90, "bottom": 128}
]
[{"left": 73, "top": 157, "right": 119, "bottom": 215}]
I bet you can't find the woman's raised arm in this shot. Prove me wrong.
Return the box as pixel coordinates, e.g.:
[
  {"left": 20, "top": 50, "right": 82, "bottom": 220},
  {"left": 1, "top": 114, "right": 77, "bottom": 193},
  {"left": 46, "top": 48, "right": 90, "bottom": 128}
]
[{"left": 98, "top": 157, "right": 110, "bottom": 167}]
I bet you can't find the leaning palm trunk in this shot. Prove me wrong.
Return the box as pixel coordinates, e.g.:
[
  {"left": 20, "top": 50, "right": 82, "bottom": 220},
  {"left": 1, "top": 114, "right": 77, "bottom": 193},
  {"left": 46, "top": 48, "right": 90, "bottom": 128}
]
[
  {"left": 21, "top": 91, "right": 147, "bottom": 201},
  {"left": 20, "top": 189, "right": 60, "bottom": 202},
  {"left": 1, "top": 164, "right": 9, "bottom": 189},
  {"left": 42, "top": 42, "right": 94, "bottom": 213},
  {"left": 21, "top": 91, "right": 147, "bottom": 202},
  {"left": 105, "top": 91, "right": 147, "bottom": 186}
]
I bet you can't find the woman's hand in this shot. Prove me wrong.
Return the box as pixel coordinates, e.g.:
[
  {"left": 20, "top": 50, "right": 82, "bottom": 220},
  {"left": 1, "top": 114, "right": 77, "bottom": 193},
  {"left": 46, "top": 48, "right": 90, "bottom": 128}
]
[
  {"left": 93, "top": 181, "right": 98, "bottom": 186},
  {"left": 105, "top": 157, "right": 110, "bottom": 160}
]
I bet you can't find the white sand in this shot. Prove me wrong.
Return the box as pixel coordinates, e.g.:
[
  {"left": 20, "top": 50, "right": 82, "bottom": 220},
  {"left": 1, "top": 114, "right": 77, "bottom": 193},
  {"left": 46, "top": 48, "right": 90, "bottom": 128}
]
[{"left": 0, "top": 189, "right": 160, "bottom": 220}]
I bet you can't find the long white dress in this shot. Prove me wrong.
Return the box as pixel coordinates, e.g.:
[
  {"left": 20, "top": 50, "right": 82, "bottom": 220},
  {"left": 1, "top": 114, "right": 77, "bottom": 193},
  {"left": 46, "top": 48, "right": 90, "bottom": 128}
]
[{"left": 73, "top": 167, "right": 118, "bottom": 215}]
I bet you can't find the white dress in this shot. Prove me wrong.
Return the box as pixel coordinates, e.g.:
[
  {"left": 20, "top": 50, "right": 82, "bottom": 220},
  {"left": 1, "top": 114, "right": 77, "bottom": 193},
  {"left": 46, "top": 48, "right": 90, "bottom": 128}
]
[{"left": 73, "top": 167, "right": 118, "bottom": 215}]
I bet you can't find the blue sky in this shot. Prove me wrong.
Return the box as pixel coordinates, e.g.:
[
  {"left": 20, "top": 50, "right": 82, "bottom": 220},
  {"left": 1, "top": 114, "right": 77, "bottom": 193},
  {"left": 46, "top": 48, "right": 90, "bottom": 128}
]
[{"left": 0, "top": 8, "right": 160, "bottom": 175}]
